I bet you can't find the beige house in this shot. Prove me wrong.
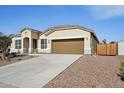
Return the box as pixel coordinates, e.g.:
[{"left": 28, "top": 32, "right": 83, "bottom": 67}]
[{"left": 11, "top": 25, "right": 99, "bottom": 54}]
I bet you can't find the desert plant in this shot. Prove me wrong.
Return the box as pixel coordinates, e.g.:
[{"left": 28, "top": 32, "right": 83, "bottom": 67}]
[{"left": 119, "top": 61, "right": 124, "bottom": 81}]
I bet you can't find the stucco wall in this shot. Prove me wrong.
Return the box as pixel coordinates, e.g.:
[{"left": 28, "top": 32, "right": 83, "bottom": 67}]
[
  {"left": 21, "top": 30, "right": 31, "bottom": 38},
  {"left": 118, "top": 41, "right": 124, "bottom": 55},
  {"left": 91, "top": 35, "right": 98, "bottom": 54},
  {"left": 38, "top": 29, "right": 92, "bottom": 54},
  {"left": 31, "top": 32, "right": 39, "bottom": 39}
]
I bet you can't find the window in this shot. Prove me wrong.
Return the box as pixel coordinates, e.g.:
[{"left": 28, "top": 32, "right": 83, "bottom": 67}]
[
  {"left": 41, "top": 39, "right": 47, "bottom": 49},
  {"left": 15, "top": 40, "right": 21, "bottom": 49}
]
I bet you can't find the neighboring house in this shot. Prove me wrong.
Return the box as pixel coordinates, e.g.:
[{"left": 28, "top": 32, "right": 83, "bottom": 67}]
[
  {"left": 118, "top": 39, "right": 124, "bottom": 55},
  {"left": 11, "top": 25, "right": 99, "bottom": 55}
]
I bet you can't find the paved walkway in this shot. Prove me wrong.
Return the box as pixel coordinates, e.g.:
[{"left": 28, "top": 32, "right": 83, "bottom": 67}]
[{"left": 0, "top": 54, "right": 81, "bottom": 88}]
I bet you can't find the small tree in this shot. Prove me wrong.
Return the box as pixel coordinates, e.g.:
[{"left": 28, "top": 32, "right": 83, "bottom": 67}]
[
  {"left": 110, "top": 41, "right": 117, "bottom": 44},
  {"left": 0, "top": 32, "right": 12, "bottom": 60}
]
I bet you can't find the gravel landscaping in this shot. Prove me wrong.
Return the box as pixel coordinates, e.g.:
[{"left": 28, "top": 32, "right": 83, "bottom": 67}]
[{"left": 44, "top": 55, "right": 124, "bottom": 88}]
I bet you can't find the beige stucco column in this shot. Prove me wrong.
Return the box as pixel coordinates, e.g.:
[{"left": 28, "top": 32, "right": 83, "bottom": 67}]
[
  {"left": 29, "top": 38, "right": 32, "bottom": 53},
  {"left": 21, "top": 38, "right": 24, "bottom": 53},
  {"left": 84, "top": 36, "right": 91, "bottom": 55}
]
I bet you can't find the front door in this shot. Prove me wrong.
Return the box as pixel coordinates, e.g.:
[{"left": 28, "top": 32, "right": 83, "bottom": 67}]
[{"left": 33, "top": 39, "right": 37, "bottom": 53}]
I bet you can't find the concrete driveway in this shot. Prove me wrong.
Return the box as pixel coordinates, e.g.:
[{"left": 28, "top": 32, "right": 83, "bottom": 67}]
[{"left": 0, "top": 54, "right": 81, "bottom": 88}]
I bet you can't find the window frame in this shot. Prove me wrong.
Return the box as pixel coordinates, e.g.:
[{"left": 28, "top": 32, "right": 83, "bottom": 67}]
[
  {"left": 15, "top": 40, "right": 21, "bottom": 49},
  {"left": 41, "top": 39, "right": 47, "bottom": 49}
]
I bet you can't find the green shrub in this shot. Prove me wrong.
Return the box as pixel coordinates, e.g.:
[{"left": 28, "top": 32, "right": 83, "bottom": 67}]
[
  {"left": 121, "top": 62, "right": 124, "bottom": 68},
  {"left": 119, "top": 61, "right": 124, "bottom": 81}
]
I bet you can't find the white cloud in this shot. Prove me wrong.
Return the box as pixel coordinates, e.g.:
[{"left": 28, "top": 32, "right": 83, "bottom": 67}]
[{"left": 89, "top": 5, "right": 124, "bottom": 20}]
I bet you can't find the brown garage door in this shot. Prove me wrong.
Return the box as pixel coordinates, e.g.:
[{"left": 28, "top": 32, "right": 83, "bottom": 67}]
[{"left": 52, "top": 38, "right": 84, "bottom": 54}]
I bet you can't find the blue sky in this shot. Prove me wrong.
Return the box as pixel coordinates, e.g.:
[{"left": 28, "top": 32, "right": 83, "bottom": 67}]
[{"left": 0, "top": 5, "right": 124, "bottom": 42}]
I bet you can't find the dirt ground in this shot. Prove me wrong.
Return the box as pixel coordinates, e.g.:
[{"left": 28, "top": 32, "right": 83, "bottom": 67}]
[
  {"left": 44, "top": 55, "right": 124, "bottom": 88},
  {"left": 0, "top": 82, "right": 17, "bottom": 88},
  {"left": 0, "top": 55, "right": 36, "bottom": 67}
]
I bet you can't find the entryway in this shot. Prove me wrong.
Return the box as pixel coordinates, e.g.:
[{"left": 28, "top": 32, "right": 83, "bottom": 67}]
[
  {"left": 23, "top": 37, "right": 38, "bottom": 53},
  {"left": 23, "top": 37, "right": 29, "bottom": 53}
]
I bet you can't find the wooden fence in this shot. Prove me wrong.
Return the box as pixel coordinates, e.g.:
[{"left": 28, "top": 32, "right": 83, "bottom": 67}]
[{"left": 97, "top": 44, "right": 117, "bottom": 56}]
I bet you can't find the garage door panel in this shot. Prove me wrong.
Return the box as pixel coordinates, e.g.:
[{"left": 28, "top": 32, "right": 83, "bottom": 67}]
[{"left": 52, "top": 39, "right": 84, "bottom": 54}]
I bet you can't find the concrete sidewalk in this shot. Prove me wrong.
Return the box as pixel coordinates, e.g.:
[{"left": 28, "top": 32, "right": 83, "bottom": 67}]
[{"left": 0, "top": 54, "right": 81, "bottom": 88}]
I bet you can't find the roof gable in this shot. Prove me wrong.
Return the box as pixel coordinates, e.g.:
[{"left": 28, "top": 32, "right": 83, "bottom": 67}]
[
  {"left": 40, "top": 25, "right": 99, "bottom": 42},
  {"left": 20, "top": 28, "right": 41, "bottom": 33}
]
